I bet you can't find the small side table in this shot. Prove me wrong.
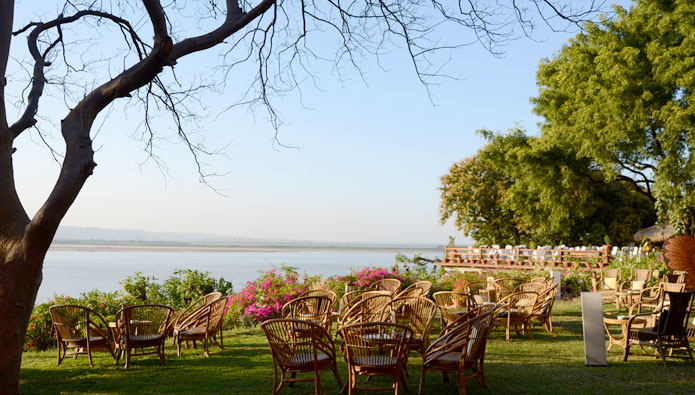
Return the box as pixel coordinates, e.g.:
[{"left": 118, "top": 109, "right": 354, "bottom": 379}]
[
  {"left": 615, "top": 290, "right": 642, "bottom": 316},
  {"left": 603, "top": 314, "right": 646, "bottom": 352}
]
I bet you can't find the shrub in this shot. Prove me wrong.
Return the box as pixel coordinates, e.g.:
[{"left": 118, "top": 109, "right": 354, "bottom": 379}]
[
  {"left": 121, "top": 272, "right": 165, "bottom": 305},
  {"left": 162, "top": 269, "right": 233, "bottom": 309},
  {"left": 25, "top": 295, "right": 76, "bottom": 352},
  {"left": 225, "top": 265, "right": 307, "bottom": 326}
]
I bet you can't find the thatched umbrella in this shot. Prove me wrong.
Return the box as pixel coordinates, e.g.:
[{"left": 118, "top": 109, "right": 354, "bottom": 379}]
[
  {"left": 663, "top": 235, "right": 695, "bottom": 290},
  {"left": 634, "top": 223, "right": 675, "bottom": 243}
]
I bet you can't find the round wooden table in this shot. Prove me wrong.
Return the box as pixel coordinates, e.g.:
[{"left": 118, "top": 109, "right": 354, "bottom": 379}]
[{"left": 603, "top": 314, "right": 646, "bottom": 352}]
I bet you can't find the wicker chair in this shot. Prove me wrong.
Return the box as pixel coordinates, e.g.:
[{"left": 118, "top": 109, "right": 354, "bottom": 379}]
[
  {"left": 528, "top": 276, "right": 549, "bottom": 284},
  {"left": 171, "top": 291, "right": 223, "bottom": 344},
  {"left": 398, "top": 281, "right": 432, "bottom": 297},
  {"left": 529, "top": 284, "right": 558, "bottom": 335},
  {"left": 493, "top": 278, "right": 516, "bottom": 301},
  {"left": 338, "top": 322, "right": 413, "bottom": 394},
  {"left": 175, "top": 297, "right": 227, "bottom": 356},
  {"left": 418, "top": 304, "right": 497, "bottom": 395},
  {"left": 282, "top": 295, "right": 334, "bottom": 333},
  {"left": 391, "top": 296, "right": 437, "bottom": 361},
  {"left": 394, "top": 285, "right": 424, "bottom": 300},
  {"left": 624, "top": 291, "right": 695, "bottom": 365},
  {"left": 299, "top": 289, "right": 338, "bottom": 306},
  {"left": 338, "top": 294, "right": 393, "bottom": 329},
  {"left": 433, "top": 292, "right": 477, "bottom": 332},
  {"left": 494, "top": 291, "right": 539, "bottom": 341},
  {"left": 114, "top": 304, "right": 174, "bottom": 368},
  {"left": 262, "top": 318, "right": 342, "bottom": 394},
  {"left": 368, "top": 278, "right": 402, "bottom": 295},
  {"left": 49, "top": 304, "right": 118, "bottom": 366},
  {"left": 637, "top": 282, "right": 687, "bottom": 313},
  {"left": 512, "top": 281, "right": 546, "bottom": 295},
  {"left": 593, "top": 268, "right": 620, "bottom": 304}
]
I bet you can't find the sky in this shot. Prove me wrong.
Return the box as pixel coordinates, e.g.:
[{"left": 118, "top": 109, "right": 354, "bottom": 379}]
[{"left": 7, "top": 1, "right": 633, "bottom": 245}]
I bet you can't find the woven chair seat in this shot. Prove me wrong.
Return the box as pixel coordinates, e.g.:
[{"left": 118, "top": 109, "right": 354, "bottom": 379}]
[
  {"left": 283, "top": 352, "right": 332, "bottom": 368},
  {"left": 64, "top": 336, "right": 108, "bottom": 344},
  {"left": 127, "top": 334, "right": 163, "bottom": 343},
  {"left": 352, "top": 355, "right": 398, "bottom": 367},
  {"left": 179, "top": 326, "right": 207, "bottom": 336}
]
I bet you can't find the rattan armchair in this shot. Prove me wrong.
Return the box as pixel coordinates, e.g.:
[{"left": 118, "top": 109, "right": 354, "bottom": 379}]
[
  {"left": 433, "top": 292, "right": 477, "bottom": 332},
  {"left": 338, "top": 322, "right": 413, "bottom": 395},
  {"left": 262, "top": 318, "right": 342, "bottom": 394},
  {"left": 391, "top": 296, "right": 437, "bottom": 361},
  {"left": 593, "top": 268, "right": 620, "bottom": 303},
  {"left": 394, "top": 286, "right": 424, "bottom": 300},
  {"left": 492, "top": 278, "right": 516, "bottom": 301},
  {"left": 368, "top": 278, "right": 402, "bottom": 295},
  {"left": 299, "top": 289, "right": 338, "bottom": 306},
  {"left": 171, "top": 291, "right": 224, "bottom": 344},
  {"left": 418, "top": 304, "right": 496, "bottom": 395},
  {"left": 512, "top": 281, "right": 546, "bottom": 295},
  {"left": 338, "top": 294, "right": 393, "bottom": 329},
  {"left": 529, "top": 284, "right": 558, "bottom": 335},
  {"left": 282, "top": 295, "right": 334, "bottom": 333},
  {"left": 175, "top": 297, "right": 227, "bottom": 356},
  {"left": 624, "top": 291, "right": 695, "bottom": 365},
  {"left": 114, "top": 304, "right": 174, "bottom": 368},
  {"left": 398, "top": 281, "right": 432, "bottom": 297},
  {"left": 494, "top": 291, "right": 539, "bottom": 341},
  {"left": 49, "top": 304, "right": 118, "bottom": 366}
]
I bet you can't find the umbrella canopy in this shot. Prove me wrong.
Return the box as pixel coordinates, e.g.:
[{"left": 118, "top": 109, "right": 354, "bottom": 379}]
[
  {"left": 634, "top": 223, "right": 675, "bottom": 243},
  {"left": 663, "top": 235, "right": 695, "bottom": 290}
]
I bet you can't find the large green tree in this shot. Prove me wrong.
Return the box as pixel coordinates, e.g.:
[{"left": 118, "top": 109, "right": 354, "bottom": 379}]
[
  {"left": 533, "top": 0, "right": 695, "bottom": 234},
  {"left": 440, "top": 129, "right": 656, "bottom": 246}
]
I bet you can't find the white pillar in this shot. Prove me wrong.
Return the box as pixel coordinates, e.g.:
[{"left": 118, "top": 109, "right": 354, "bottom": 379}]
[
  {"left": 581, "top": 292, "right": 607, "bottom": 366},
  {"left": 549, "top": 270, "right": 562, "bottom": 300}
]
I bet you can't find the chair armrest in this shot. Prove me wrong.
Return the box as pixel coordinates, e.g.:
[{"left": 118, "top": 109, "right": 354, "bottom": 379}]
[{"left": 626, "top": 311, "right": 656, "bottom": 332}]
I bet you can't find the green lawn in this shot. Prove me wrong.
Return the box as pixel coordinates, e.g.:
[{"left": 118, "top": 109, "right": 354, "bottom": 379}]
[{"left": 20, "top": 301, "right": 695, "bottom": 394}]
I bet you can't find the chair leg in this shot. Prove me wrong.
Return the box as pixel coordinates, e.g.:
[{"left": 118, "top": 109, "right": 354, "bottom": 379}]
[
  {"left": 56, "top": 341, "right": 63, "bottom": 366},
  {"left": 623, "top": 343, "right": 630, "bottom": 362},
  {"left": 418, "top": 366, "right": 426, "bottom": 395},
  {"left": 455, "top": 371, "right": 466, "bottom": 395},
  {"left": 219, "top": 327, "right": 225, "bottom": 350},
  {"left": 177, "top": 335, "right": 182, "bottom": 356},
  {"left": 124, "top": 347, "right": 131, "bottom": 369},
  {"left": 204, "top": 336, "right": 209, "bottom": 357},
  {"left": 442, "top": 371, "right": 449, "bottom": 383},
  {"left": 289, "top": 372, "right": 296, "bottom": 387},
  {"left": 315, "top": 369, "right": 321, "bottom": 395}
]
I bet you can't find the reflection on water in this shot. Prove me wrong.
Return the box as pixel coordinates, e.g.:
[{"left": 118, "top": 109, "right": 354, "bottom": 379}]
[{"left": 39, "top": 249, "right": 437, "bottom": 302}]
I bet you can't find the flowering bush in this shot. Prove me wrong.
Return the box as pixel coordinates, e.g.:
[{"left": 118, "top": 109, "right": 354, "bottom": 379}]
[
  {"left": 25, "top": 295, "right": 76, "bottom": 352},
  {"left": 226, "top": 266, "right": 307, "bottom": 326},
  {"left": 338, "top": 267, "right": 401, "bottom": 289}
]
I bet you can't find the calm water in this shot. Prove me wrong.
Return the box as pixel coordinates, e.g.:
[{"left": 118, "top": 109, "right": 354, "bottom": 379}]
[{"left": 38, "top": 249, "right": 438, "bottom": 302}]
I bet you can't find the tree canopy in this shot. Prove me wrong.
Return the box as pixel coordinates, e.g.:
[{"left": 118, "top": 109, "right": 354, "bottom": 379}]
[
  {"left": 440, "top": 129, "right": 656, "bottom": 246},
  {"left": 532, "top": 0, "right": 695, "bottom": 234}
]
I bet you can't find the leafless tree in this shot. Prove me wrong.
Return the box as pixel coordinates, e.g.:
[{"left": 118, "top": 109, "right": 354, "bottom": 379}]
[{"left": 0, "top": 0, "right": 606, "bottom": 391}]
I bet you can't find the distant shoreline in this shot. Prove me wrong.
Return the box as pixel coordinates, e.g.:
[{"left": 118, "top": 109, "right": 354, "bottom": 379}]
[{"left": 49, "top": 242, "right": 443, "bottom": 254}]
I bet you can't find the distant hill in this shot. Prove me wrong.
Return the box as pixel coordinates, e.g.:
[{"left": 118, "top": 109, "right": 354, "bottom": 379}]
[{"left": 53, "top": 226, "right": 443, "bottom": 249}]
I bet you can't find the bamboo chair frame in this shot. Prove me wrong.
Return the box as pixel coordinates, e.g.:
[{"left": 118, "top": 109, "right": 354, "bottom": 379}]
[
  {"left": 367, "top": 278, "right": 402, "bottom": 295},
  {"left": 399, "top": 281, "right": 433, "bottom": 297},
  {"left": 393, "top": 286, "right": 424, "bottom": 300},
  {"left": 391, "top": 296, "right": 437, "bottom": 361},
  {"left": 338, "top": 322, "right": 413, "bottom": 395},
  {"left": 171, "top": 291, "right": 223, "bottom": 345},
  {"left": 433, "top": 292, "right": 477, "bottom": 332},
  {"left": 49, "top": 304, "right": 118, "bottom": 367},
  {"left": 175, "top": 297, "right": 227, "bottom": 357},
  {"left": 299, "top": 289, "right": 338, "bottom": 306},
  {"left": 114, "top": 304, "right": 174, "bottom": 369},
  {"left": 262, "top": 318, "right": 342, "bottom": 394},
  {"left": 418, "top": 304, "right": 497, "bottom": 395},
  {"left": 282, "top": 295, "right": 334, "bottom": 333},
  {"left": 624, "top": 291, "right": 695, "bottom": 365},
  {"left": 338, "top": 294, "right": 393, "bottom": 329},
  {"left": 529, "top": 284, "right": 558, "bottom": 335},
  {"left": 494, "top": 291, "right": 539, "bottom": 341}
]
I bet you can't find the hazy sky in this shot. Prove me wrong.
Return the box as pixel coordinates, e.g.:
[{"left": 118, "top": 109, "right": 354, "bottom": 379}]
[{"left": 8, "top": 1, "right": 631, "bottom": 245}]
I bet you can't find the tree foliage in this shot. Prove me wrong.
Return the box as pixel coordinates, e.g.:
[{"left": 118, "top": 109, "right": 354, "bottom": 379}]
[
  {"left": 532, "top": 0, "right": 695, "bottom": 234},
  {"left": 440, "top": 129, "right": 656, "bottom": 246}
]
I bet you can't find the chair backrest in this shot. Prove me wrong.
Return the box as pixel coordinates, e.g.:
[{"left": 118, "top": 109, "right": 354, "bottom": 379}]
[
  {"left": 300, "top": 289, "right": 338, "bottom": 305},
  {"left": 339, "top": 294, "right": 393, "bottom": 327},
  {"left": 424, "top": 305, "right": 495, "bottom": 366},
  {"left": 394, "top": 286, "right": 424, "bottom": 299},
  {"left": 49, "top": 304, "right": 111, "bottom": 342},
  {"left": 493, "top": 278, "right": 516, "bottom": 299},
  {"left": 499, "top": 291, "right": 539, "bottom": 316},
  {"left": 368, "top": 278, "right": 402, "bottom": 294},
  {"left": 665, "top": 271, "right": 688, "bottom": 284},
  {"left": 391, "top": 296, "right": 437, "bottom": 337},
  {"left": 513, "top": 281, "right": 546, "bottom": 295},
  {"left": 204, "top": 291, "right": 224, "bottom": 304},
  {"left": 410, "top": 281, "right": 433, "bottom": 296},
  {"left": 433, "top": 291, "right": 476, "bottom": 310},
  {"left": 116, "top": 304, "right": 174, "bottom": 339},
  {"left": 339, "top": 322, "right": 412, "bottom": 369},
  {"left": 528, "top": 277, "right": 548, "bottom": 284},
  {"left": 657, "top": 291, "right": 695, "bottom": 336},
  {"left": 206, "top": 297, "right": 228, "bottom": 332},
  {"left": 632, "top": 269, "right": 651, "bottom": 282},
  {"left": 532, "top": 284, "right": 558, "bottom": 316},
  {"left": 282, "top": 295, "right": 333, "bottom": 327},
  {"left": 261, "top": 319, "right": 335, "bottom": 369}
]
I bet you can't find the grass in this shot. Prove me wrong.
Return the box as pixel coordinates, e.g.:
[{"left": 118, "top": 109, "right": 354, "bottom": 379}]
[{"left": 20, "top": 301, "right": 695, "bottom": 394}]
